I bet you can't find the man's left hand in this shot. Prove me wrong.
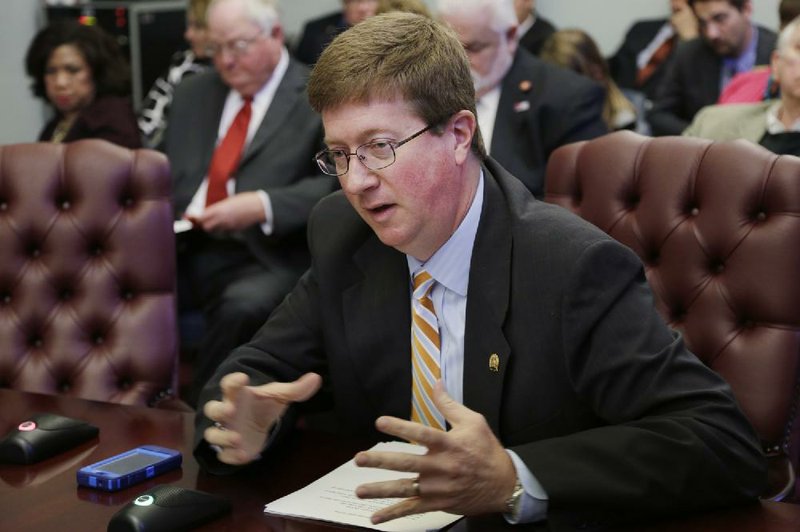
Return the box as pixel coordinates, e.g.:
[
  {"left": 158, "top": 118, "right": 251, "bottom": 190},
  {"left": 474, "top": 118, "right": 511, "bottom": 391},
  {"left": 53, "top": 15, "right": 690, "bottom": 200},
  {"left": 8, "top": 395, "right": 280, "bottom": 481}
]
[
  {"left": 189, "top": 191, "right": 266, "bottom": 232},
  {"left": 354, "top": 381, "right": 518, "bottom": 524}
]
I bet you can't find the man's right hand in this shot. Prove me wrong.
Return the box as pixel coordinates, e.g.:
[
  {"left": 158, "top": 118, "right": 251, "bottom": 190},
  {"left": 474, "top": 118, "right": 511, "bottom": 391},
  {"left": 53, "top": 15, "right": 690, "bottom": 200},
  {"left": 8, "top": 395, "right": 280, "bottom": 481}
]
[
  {"left": 671, "top": 3, "right": 699, "bottom": 41},
  {"left": 202, "top": 372, "right": 322, "bottom": 465}
]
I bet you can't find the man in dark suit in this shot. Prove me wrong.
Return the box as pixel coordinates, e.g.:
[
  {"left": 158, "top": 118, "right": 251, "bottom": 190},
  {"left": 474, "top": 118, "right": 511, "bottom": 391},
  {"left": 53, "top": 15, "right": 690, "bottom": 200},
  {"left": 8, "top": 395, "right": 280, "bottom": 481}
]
[
  {"left": 165, "top": 0, "right": 334, "bottom": 404},
  {"left": 648, "top": 0, "right": 777, "bottom": 135},
  {"left": 438, "top": 0, "right": 607, "bottom": 199},
  {"left": 293, "top": 0, "right": 378, "bottom": 65},
  {"left": 609, "top": 0, "right": 698, "bottom": 103},
  {"left": 197, "top": 11, "right": 766, "bottom": 527},
  {"left": 513, "top": 0, "right": 556, "bottom": 56}
]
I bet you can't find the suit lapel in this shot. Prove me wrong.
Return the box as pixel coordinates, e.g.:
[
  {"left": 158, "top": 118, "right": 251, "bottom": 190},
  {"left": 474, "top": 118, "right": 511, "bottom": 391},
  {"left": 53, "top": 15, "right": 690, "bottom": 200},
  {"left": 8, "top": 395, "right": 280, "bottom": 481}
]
[
  {"left": 463, "top": 164, "right": 512, "bottom": 435},
  {"left": 197, "top": 77, "right": 229, "bottom": 185},
  {"left": 491, "top": 53, "right": 530, "bottom": 158},
  {"left": 238, "top": 61, "right": 306, "bottom": 169},
  {"left": 343, "top": 236, "right": 412, "bottom": 421}
]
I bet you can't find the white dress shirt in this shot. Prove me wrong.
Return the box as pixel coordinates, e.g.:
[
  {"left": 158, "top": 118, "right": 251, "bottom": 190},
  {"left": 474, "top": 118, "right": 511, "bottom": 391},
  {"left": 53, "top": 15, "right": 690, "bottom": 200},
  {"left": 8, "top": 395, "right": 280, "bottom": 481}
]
[
  {"left": 406, "top": 172, "right": 548, "bottom": 523},
  {"left": 184, "top": 47, "right": 291, "bottom": 235}
]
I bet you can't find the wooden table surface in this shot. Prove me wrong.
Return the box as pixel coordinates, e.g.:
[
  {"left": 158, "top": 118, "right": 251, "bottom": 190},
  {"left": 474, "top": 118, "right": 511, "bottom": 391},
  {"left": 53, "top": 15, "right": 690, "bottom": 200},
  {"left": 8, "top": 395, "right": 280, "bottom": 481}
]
[{"left": 1, "top": 389, "right": 799, "bottom": 531}]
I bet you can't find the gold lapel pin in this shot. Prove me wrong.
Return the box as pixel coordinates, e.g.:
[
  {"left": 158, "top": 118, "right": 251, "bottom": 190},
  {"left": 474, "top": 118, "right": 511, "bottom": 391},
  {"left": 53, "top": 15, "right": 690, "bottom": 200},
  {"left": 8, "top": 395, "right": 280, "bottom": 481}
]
[{"left": 489, "top": 353, "right": 500, "bottom": 372}]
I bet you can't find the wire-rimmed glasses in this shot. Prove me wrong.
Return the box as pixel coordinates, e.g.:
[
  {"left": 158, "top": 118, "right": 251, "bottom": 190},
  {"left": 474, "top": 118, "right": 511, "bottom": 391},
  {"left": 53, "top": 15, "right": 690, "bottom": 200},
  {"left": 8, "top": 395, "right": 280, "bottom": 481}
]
[{"left": 314, "top": 123, "right": 434, "bottom": 177}]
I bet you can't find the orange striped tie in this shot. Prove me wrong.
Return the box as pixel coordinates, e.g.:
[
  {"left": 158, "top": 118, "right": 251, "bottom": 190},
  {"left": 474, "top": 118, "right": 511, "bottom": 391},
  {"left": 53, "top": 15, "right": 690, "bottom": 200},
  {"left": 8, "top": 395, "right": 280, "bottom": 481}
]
[{"left": 410, "top": 270, "right": 445, "bottom": 430}]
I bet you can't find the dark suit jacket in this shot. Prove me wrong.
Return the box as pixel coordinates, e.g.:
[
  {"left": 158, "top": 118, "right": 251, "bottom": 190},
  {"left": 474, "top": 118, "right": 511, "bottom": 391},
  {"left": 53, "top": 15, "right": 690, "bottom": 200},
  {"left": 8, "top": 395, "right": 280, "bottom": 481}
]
[
  {"left": 195, "top": 159, "right": 766, "bottom": 522},
  {"left": 293, "top": 11, "right": 346, "bottom": 65},
  {"left": 518, "top": 14, "right": 556, "bottom": 56},
  {"left": 647, "top": 26, "right": 777, "bottom": 136},
  {"left": 39, "top": 95, "right": 141, "bottom": 149},
  {"left": 165, "top": 60, "right": 334, "bottom": 275},
  {"left": 491, "top": 49, "right": 607, "bottom": 198},
  {"left": 609, "top": 18, "right": 673, "bottom": 101}
]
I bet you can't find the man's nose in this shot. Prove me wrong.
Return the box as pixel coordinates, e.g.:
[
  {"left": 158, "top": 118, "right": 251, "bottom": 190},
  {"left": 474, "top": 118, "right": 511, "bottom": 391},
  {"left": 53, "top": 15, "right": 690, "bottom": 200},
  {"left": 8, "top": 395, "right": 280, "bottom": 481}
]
[{"left": 340, "top": 157, "right": 379, "bottom": 195}]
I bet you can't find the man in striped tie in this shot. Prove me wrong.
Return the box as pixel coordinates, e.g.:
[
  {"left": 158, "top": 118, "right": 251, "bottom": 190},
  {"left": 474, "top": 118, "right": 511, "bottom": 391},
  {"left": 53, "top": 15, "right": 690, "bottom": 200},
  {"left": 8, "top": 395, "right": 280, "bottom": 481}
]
[{"left": 198, "top": 8, "right": 766, "bottom": 527}]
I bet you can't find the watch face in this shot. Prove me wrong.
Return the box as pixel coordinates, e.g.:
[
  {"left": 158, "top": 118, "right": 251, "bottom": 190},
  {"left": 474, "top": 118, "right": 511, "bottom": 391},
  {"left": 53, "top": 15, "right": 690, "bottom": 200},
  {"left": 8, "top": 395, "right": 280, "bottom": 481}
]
[{"left": 505, "top": 481, "right": 524, "bottom": 516}]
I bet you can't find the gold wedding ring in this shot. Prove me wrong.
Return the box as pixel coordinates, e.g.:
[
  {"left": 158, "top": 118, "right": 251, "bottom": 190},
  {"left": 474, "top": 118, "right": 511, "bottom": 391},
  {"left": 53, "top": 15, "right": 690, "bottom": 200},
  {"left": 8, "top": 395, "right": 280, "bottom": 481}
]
[{"left": 411, "top": 477, "right": 421, "bottom": 497}]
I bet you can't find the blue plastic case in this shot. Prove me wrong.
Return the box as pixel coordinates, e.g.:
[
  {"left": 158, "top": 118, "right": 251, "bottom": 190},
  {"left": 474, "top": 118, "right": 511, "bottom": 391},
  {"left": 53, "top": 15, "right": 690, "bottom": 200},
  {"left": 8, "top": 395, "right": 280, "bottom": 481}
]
[{"left": 76, "top": 445, "right": 182, "bottom": 492}]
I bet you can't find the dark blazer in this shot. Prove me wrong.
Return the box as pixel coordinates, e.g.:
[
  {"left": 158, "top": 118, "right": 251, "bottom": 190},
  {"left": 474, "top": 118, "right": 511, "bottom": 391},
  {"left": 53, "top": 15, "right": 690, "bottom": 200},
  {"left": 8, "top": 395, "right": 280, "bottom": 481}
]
[
  {"left": 39, "top": 95, "right": 141, "bottom": 149},
  {"left": 195, "top": 159, "right": 766, "bottom": 522},
  {"left": 165, "top": 60, "right": 334, "bottom": 275},
  {"left": 647, "top": 26, "right": 777, "bottom": 136},
  {"left": 517, "top": 13, "right": 556, "bottom": 56},
  {"left": 609, "top": 18, "right": 673, "bottom": 101},
  {"left": 293, "top": 11, "right": 346, "bottom": 65},
  {"left": 491, "top": 49, "right": 607, "bottom": 198}
]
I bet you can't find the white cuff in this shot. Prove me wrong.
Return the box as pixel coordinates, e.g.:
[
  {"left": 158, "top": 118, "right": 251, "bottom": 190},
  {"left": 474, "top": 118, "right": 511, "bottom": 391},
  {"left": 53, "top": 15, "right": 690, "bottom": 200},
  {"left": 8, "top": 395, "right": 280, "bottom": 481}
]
[
  {"left": 257, "top": 190, "right": 274, "bottom": 235},
  {"left": 504, "top": 449, "right": 549, "bottom": 524}
]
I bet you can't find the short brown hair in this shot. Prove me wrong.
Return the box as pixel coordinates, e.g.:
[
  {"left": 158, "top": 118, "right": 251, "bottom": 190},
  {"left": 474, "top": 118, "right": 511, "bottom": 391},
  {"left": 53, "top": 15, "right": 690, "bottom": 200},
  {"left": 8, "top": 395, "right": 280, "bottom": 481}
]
[
  {"left": 688, "top": 0, "right": 747, "bottom": 11},
  {"left": 307, "top": 12, "right": 485, "bottom": 158}
]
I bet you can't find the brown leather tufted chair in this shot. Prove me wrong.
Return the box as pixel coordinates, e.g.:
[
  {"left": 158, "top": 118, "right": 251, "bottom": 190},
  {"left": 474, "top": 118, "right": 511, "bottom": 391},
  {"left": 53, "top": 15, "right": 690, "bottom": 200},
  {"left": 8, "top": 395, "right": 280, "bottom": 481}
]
[
  {"left": 544, "top": 130, "right": 800, "bottom": 502},
  {"left": 0, "top": 140, "right": 179, "bottom": 407}
]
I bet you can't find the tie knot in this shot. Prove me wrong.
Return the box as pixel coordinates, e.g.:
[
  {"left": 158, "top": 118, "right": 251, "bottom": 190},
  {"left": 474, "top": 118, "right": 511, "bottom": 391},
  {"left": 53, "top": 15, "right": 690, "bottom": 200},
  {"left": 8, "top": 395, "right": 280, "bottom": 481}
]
[{"left": 412, "top": 270, "right": 435, "bottom": 297}]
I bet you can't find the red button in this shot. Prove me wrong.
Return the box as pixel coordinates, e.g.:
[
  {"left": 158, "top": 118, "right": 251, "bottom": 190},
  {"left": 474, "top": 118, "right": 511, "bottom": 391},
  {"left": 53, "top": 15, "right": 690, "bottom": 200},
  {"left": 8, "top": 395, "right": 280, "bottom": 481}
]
[{"left": 18, "top": 421, "right": 37, "bottom": 431}]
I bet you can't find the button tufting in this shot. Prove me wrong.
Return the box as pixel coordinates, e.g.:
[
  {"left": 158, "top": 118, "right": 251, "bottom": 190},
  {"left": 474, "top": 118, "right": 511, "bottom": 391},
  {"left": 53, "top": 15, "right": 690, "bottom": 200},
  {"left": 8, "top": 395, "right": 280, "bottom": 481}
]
[
  {"left": 756, "top": 212, "right": 766, "bottom": 221},
  {"left": 690, "top": 207, "right": 699, "bottom": 217}
]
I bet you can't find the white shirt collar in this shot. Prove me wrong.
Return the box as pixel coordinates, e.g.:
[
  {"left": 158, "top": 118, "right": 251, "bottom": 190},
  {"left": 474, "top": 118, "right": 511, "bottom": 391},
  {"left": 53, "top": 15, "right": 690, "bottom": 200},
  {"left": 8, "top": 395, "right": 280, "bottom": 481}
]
[{"left": 766, "top": 101, "right": 800, "bottom": 133}]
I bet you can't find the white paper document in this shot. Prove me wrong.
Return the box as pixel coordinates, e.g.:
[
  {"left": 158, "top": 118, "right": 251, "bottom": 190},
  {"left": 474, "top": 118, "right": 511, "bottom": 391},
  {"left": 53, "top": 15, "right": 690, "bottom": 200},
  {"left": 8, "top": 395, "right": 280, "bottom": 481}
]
[{"left": 264, "top": 441, "right": 463, "bottom": 531}]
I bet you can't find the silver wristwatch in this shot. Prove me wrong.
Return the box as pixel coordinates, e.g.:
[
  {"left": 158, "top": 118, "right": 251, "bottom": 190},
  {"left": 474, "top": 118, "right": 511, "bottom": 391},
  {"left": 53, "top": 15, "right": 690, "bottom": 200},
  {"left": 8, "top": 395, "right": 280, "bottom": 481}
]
[{"left": 504, "top": 478, "right": 524, "bottom": 520}]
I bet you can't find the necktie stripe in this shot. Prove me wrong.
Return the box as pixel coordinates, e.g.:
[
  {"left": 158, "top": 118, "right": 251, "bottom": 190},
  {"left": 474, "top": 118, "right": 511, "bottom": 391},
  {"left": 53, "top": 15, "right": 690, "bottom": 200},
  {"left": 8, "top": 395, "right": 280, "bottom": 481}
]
[
  {"left": 411, "top": 378, "right": 443, "bottom": 427},
  {"left": 410, "top": 269, "right": 445, "bottom": 431},
  {"left": 412, "top": 335, "right": 439, "bottom": 374},
  {"left": 412, "top": 314, "right": 439, "bottom": 345}
]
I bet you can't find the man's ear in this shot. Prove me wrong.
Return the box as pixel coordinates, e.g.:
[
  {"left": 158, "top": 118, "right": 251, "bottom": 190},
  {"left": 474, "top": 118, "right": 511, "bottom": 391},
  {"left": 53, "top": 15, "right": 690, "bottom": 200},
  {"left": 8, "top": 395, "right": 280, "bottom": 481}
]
[{"left": 451, "top": 110, "right": 477, "bottom": 165}]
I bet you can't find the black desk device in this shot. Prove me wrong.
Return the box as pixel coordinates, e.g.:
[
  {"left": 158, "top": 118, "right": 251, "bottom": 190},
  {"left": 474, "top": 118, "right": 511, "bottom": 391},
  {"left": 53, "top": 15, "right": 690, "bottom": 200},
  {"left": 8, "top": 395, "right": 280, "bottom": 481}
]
[
  {"left": 0, "top": 413, "right": 99, "bottom": 464},
  {"left": 107, "top": 485, "right": 232, "bottom": 532}
]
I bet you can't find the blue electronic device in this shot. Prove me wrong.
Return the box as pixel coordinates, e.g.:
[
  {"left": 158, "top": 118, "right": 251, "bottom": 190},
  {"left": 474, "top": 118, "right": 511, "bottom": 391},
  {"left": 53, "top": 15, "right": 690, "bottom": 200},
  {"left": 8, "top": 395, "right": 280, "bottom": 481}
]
[{"left": 76, "top": 445, "right": 181, "bottom": 492}]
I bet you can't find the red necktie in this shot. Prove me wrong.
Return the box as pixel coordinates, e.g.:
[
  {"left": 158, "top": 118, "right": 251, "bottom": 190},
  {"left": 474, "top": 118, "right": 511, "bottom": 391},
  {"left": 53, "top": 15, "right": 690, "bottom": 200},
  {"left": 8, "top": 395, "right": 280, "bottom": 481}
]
[
  {"left": 636, "top": 36, "right": 676, "bottom": 87},
  {"left": 205, "top": 97, "right": 252, "bottom": 207}
]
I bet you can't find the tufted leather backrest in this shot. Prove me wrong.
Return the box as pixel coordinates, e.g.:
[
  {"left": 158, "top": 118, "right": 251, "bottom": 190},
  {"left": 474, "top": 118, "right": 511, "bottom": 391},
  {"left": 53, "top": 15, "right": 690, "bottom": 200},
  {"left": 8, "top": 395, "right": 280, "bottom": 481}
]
[
  {"left": 545, "top": 130, "right": 800, "bottom": 498},
  {"left": 0, "top": 140, "right": 178, "bottom": 406}
]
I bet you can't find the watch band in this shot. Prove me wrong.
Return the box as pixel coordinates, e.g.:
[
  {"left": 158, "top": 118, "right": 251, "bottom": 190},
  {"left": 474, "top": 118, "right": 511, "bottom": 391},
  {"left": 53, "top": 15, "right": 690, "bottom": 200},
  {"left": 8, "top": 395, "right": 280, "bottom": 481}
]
[{"left": 504, "top": 477, "right": 524, "bottom": 519}]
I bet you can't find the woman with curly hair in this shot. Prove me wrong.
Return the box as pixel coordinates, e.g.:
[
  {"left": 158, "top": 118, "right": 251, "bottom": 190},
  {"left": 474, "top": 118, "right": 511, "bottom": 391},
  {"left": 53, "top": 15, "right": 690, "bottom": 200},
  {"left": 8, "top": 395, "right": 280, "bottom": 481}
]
[{"left": 25, "top": 20, "right": 140, "bottom": 148}]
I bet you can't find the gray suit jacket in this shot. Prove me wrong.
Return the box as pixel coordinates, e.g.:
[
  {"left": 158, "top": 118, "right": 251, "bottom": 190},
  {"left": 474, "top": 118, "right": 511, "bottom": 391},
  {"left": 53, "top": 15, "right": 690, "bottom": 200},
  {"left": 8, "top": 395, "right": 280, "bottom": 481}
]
[
  {"left": 195, "top": 158, "right": 765, "bottom": 523},
  {"left": 165, "top": 60, "right": 334, "bottom": 273}
]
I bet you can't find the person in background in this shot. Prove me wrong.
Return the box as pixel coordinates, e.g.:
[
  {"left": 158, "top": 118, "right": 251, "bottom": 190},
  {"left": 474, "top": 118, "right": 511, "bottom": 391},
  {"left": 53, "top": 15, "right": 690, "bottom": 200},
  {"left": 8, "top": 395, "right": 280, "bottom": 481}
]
[
  {"left": 513, "top": 0, "right": 556, "bottom": 56},
  {"left": 684, "top": 15, "right": 800, "bottom": 157},
  {"left": 609, "top": 0, "right": 698, "bottom": 107},
  {"left": 293, "top": 0, "right": 378, "bottom": 65},
  {"left": 138, "top": 0, "right": 213, "bottom": 149},
  {"left": 540, "top": 29, "right": 638, "bottom": 131},
  {"left": 436, "top": 0, "right": 607, "bottom": 199},
  {"left": 376, "top": 0, "right": 430, "bottom": 17},
  {"left": 196, "top": 11, "right": 766, "bottom": 527},
  {"left": 165, "top": 0, "right": 334, "bottom": 405},
  {"left": 25, "top": 20, "right": 140, "bottom": 148},
  {"left": 647, "top": 0, "right": 776, "bottom": 136},
  {"left": 717, "top": 0, "right": 800, "bottom": 104}
]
